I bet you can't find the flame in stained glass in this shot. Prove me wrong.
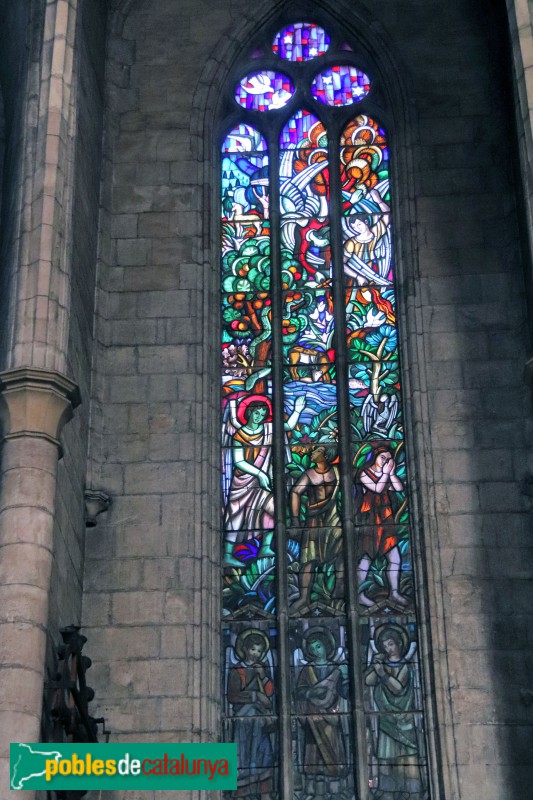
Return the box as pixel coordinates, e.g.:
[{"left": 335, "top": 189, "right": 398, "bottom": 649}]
[
  {"left": 312, "top": 66, "right": 371, "bottom": 106},
  {"left": 235, "top": 71, "right": 294, "bottom": 111},
  {"left": 280, "top": 110, "right": 327, "bottom": 150},
  {"left": 273, "top": 22, "right": 330, "bottom": 61}
]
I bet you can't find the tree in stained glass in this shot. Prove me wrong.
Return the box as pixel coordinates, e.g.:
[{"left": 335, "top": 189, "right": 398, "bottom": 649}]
[{"left": 221, "top": 20, "right": 430, "bottom": 800}]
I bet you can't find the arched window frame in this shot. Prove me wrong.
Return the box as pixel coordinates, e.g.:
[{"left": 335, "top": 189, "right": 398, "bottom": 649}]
[{"left": 215, "top": 14, "right": 435, "bottom": 800}]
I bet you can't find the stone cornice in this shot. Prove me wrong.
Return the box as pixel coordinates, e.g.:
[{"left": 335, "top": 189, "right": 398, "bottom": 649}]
[{"left": 0, "top": 367, "right": 81, "bottom": 449}]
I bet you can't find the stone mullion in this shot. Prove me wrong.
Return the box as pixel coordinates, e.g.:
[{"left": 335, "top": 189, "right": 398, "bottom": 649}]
[
  {"left": 269, "top": 131, "right": 294, "bottom": 800},
  {"left": 328, "top": 127, "right": 368, "bottom": 800}
]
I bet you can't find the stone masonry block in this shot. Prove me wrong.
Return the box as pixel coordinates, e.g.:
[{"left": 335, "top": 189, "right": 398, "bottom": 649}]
[
  {"left": 111, "top": 591, "right": 165, "bottom": 625},
  {"left": 116, "top": 237, "right": 151, "bottom": 265},
  {"left": 111, "top": 214, "right": 138, "bottom": 238},
  {"left": 138, "top": 212, "right": 172, "bottom": 237},
  {"left": 137, "top": 290, "right": 191, "bottom": 318},
  {"left": 109, "top": 375, "right": 149, "bottom": 403},
  {"left": 137, "top": 345, "right": 188, "bottom": 374},
  {"left": 136, "top": 162, "right": 170, "bottom": 186},
  {"left": 123, "top": 265, "right": 180, "bottom": 291}
]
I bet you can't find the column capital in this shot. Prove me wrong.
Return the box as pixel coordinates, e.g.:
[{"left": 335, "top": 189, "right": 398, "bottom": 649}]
[{"left": 0, "top": 367, "right": 81, "bottom": 449}]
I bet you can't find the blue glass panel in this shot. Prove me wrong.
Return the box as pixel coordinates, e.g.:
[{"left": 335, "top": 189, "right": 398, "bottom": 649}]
[
  {"left": 312, "top": 66, "right": 371, "bottom": 106},
  {"left": 221, "top": 153, "right": 269, "bottom": 216},
  {"left": 273, "top": 23, "right": 330, "bottom": 61},
  {"left": 235, "top": 71, "right": 294, "bottom": 111}
]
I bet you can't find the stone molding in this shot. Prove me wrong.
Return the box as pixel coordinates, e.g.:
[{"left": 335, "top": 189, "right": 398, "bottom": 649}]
[
  {"left": 0, "top": 367, "right": 81, "bottom": 449},
  {"left": 84, "top": 489, "right": 111, "bottom": 527}
]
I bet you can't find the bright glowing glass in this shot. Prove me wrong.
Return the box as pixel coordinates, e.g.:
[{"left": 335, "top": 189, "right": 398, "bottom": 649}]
[
  {"left": 312, "top": 65, "right": 371, "bottom": 105},
  {"left": 235, "top": 71, "right": 294, "bottom": 111},
  {"left": 272, "top": 22, "right": 330, "bottom": 61}
]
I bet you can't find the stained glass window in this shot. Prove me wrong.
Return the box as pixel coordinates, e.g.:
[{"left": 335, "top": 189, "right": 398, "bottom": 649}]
[
  {"left": 311, "top": 66, "right": 371, "bottom": 106},
  {"left": 221, "top": 21, "right": 430, "bottom": 800}
]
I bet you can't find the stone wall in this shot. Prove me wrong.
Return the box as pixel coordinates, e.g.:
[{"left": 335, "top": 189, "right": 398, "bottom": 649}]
[{"left": 76, "top": 1, "right": 533, "bottom": 798}]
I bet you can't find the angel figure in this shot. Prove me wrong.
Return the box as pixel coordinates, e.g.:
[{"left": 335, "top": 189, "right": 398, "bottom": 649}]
[
  {"left": 223, "top": 393, "right": 306, "bottom": 566},
  {"left": 279, "top": 149, "right": 331, "bottom": 285},
  {"left": 227, "top": 628, "right": 275, "bottom": 800},
  {"left": 365, "top": 624, "right": 425, "bottom": 800},
  {"left": 343, "top": 186, "right": 391, "bottom": 286},
  {"left": 295, "top": 627, "right": 350, "bottom": 798}
]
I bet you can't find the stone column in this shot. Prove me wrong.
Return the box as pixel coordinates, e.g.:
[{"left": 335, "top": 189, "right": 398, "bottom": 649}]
[
  {"left": 506, "top": 0, "right": 533, "bottom": 385},
  {"left": 0, "top": 367, "right": 79, "bottom": 798}
]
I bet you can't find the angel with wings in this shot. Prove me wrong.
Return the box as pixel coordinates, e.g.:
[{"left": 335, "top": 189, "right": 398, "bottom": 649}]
[
  {"left": 343, "top": 185, "right": 392, "bottom": 287},
  {"left": 223, "top": 393, "right": 306, "bottom": 566},
  {"left": 365, "top": 623, "right": 426, "bottom": 800},
  {"left": 295, "top": 627, "right": 350, "bottom": 796}
]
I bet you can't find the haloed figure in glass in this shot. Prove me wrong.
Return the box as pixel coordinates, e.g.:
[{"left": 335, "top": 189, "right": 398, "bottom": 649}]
[
  {"left": 296, "top": 627, "right": 350, "bottom": 798},
  {"left": 223, "top": 394, "right": 305, "bottom": 566},
  {"left": 223, "top": 396, "right": 274, "bottom": 566},
  {"left": 365, "top": 625, "right": 425, "bottom": 800},
  {"left": 228, "top": 629, "right": 275, "bottom": 799}
]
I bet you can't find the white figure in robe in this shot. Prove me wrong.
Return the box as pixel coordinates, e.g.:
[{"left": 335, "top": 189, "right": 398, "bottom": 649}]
[{"left": 222, "top": 393, "right": 306, "bottom": 566}]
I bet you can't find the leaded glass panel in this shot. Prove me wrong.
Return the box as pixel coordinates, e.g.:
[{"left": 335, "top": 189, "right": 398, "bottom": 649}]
[{"left": 221, "top": 21, "right": 430, "bottom": 800}]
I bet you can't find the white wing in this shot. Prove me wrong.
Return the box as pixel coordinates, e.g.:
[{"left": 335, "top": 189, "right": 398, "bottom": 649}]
[
  {"left": 222, "top": 401, "right": 239, "bottom": 506},
  {"left": 385, "top": 395, "right": 399, "bottom": 430},
  {"left": 362, "top": 394, "right": 377, "bottom": 435}
]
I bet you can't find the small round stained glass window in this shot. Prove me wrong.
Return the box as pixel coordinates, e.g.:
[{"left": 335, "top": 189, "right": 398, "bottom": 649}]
[
  {"left": 272, "top": 22, "right": 330, "bottom": 61},
  {"left": 235, "top": 71, "right": 294, "bottom": 111},
  {"left": 311, "top": 65, "right": 371, "bottom": 106}
]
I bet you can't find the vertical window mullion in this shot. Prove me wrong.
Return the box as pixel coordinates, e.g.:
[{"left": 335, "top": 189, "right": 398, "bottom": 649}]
[
  {"left": 268, "top": 130, "right": 293, "bottom": 800},
  {"left": 328, "top": 127, "right": 368, "bottom": 800}
]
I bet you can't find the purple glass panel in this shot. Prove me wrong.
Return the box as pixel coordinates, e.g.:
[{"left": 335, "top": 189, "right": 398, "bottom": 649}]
[
  {"left": 235, "top": 71, "right": 294, "bottom": 111},
  {"left": 312, "top": 66, "right": 371, "bottom": 106},
  {"left": 272, "top": 23, "right": 330, "bottom": 62},
  {"left": 280, "top": 110, "right": 327, "bottom": 150}
]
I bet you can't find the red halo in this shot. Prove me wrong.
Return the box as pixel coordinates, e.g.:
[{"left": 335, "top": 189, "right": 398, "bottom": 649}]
[{"left": 237, "top": 394, "right": 273, "bottom": 425}]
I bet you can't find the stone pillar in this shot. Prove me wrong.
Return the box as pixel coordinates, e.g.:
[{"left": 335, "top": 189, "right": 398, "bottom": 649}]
[
  {"left": 506, "top": 0, "right": 533, "bottom": 377},
  {"left": 0, "top": 367, "right": 79, "bottom": 798}
]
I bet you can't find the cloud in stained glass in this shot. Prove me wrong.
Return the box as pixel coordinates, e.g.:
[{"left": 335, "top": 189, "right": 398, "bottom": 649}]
[
  {"left": 272, "top": 22, "right": 330, "bottom": 61},
  {"left": 312, "top": 66, "right": 371, "bottom": 106},
  {"left": 235, "top": 71, "right": 294, "bottom": 111}
]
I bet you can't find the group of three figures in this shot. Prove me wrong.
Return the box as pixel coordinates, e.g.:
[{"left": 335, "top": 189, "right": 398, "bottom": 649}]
[
  {"left": 227, "top": 623, "right": 424, "bottom": 800},
  {"left": 223, "top": 392, "right": 410, "bottom": 611}
]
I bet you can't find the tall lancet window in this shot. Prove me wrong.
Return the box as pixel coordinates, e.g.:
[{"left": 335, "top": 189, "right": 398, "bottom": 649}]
[{"left": 220, "top": 21, "right": 429, "bottom": 800}]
